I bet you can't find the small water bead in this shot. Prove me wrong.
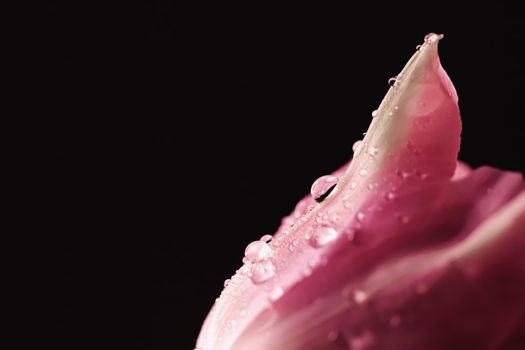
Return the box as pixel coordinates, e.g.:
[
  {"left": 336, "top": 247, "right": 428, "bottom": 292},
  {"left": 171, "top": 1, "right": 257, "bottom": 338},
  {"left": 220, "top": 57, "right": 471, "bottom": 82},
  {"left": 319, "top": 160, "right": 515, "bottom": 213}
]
[
  {"left": 415, "top": 44, "right": 422, "bottom": 51},
  {"left": 352, "top": 140, "right": 363, "bottom": 152},
  {"left": 359, "top": 169, "right": 368, "bottom": 176},
  {"left": 424, "top": 32, "right": 443, "bottom": 44},
  {"left": 389, "top": 315, "right": 401, "bottom": 328},
  {"left": 356, "top": 212, "right": 365, "bottom": 221},
  {"left": 416, "top": 283, "right": 428, "bottom": 295},
  {"left": 223, "top": 279, "right": 231, "bottom": 287},
  {"left": 371, "top": 109, "right": 378, "bottom": 118},
  {"left": 388, "top": 75, "right": 401, "bottom": 87},
  {"left": 260, "top": 234, "right": 273, "bottom": 243},
  {"left": 244, "top": 240, "right": 272, "bottom": 263},
  {"left": 354, "top": 289, "right": 368, "bottom": 304},
  {"left": 350, "top": 330, "right": 375, "bottom": 350},
  {"left": 311, "top": 175, "right": 339, "bottom": 202},
  {"left": 350, "top": 182, "right": 357, "bottom": 189},
  {"left": 327, "top": 330, "right": 338, "bottom": 342},
  {"left": 309, "top": 226, "right": 339, "bottom": 248},
  {"left": 269, "top": 286, "right": 284, "bottom": 301},
  {"left": 368, "top": 146, "right": 379, "bottom": 156},
  {"left": 250, "top": 259, "right": 276, "bottom": 284},
  {"left": 399, "top": 215, "right": 411, "bottom": 224},
  {"left": 386, "top": 192, "right": 396, "bottom": 200}
]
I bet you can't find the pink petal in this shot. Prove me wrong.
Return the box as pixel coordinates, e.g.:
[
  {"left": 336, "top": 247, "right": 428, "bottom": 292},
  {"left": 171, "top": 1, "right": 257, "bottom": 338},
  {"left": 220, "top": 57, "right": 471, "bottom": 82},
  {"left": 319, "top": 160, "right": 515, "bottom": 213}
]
[{"left": 196, "top": 35, "right": 525, "bottom": 350}]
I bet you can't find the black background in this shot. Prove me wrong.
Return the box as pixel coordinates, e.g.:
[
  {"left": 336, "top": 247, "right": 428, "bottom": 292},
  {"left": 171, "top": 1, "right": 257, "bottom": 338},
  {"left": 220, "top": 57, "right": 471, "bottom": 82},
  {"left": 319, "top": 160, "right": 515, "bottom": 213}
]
[{"left": 38, "top": 2, "right": 524, "bottom": 349}]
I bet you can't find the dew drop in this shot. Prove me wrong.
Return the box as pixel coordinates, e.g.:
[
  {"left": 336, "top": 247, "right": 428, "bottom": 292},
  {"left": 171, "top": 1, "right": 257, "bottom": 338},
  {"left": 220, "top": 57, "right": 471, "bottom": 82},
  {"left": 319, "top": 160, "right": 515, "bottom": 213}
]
[
  {"left": 359, "top": 169, "right": 368, "bottom": 176},
  {"left": 356, "top": 212, "right": 365, "bottom": 221},
  {"left": 244, "top": 240, "right": 272, "bottom": 263},
  {"left": 416, "top": 283, "right": 428, "bottom": 295},
  {"left": 424, "top": 32, "right": 443, "bottom": 44},
  {"left": 250, "top": 259, "right": 276, "bottom": 284},
  {"left": 309, "top": 226, "right": 339, "bottom": 248},
  {"left": 350, "top": 182, "right": 357, "bottom": 189},
  {"left": 352, "top": 140, "right": 363, "bottom": 152},
  {"left": 399, "top": 215, "right": 411, "bottom": 224},
  {"left": 260, "top": 234, "right": 272, "bottom": 243},
  {"left": 354, "top": 289, "right": 368, "bottom": 304},
  {"left": 223, "top": 279, "right": 231, "bottom": 287},
  {"left": 311, "top": 175, "right": 339, "bottom": 202},
  {"left": 389, "top": 315, "right": 401, "bottom": 327},
  {"left": 328, "top": 330, "right": 338, "bottom": 342},
  {"left": 371, "top": 109, "right": 378, "bottom": 118},
  {"left": 351, "top": 330, "right": 375, "bottom": 350},
  {"left": 269, "top": 286, "right": 284, "bottom": 301},
  {"left": 386, "top": 192, "right": 396, "bottom": 200},
  {"left": 368, "top": 146, "right": 379, "bottom": 156},
  {"left": 415, "top": 44, "right": 422, "bottom": 51},
  {"left": 388, "top": 75, "right": 401, "bottom": 87}
]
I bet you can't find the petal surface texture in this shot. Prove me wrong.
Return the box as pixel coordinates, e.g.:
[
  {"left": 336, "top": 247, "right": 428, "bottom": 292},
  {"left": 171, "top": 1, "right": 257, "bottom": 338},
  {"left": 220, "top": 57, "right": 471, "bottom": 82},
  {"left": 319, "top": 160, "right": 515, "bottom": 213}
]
[{"left": 196, "top": 35, "right": 525, "bottom": 350}]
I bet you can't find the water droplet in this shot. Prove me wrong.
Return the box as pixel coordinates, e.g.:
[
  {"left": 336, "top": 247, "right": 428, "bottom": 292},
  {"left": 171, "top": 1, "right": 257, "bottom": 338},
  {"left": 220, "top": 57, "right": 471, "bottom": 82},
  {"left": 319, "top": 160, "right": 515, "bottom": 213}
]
[
  {"left": 260, "top": 234, "right": 272, "bottom": 243},
  {"left": 327, "top": 330, "right": 338, "bottom": 342},
  {"left": 415, "top": 44, "right": 422, "bottom": 51},
  {"left": 309, "top": 226, "right": 339, "bottom": 248},
  {"left": 350, "top": 182, "right": 357, "bottom": 189},
  {"left": 356, "top": 212, "right": 365, "bottom": 221},
  {"left": 416, "top": 283, "right": 428, "bottom": 295},
  {"left": 399, "top": 215, "right": 411, "bottom": 224},
  {"left": 371, "top": 110, "right": 378, "bottom": 118},
  {"left": 250, "top": 259, "right": 276, "bottom": 284},
  {"left": 244, "top": 241, "right": 272, "bottom": 263},
  {"left": 354, "top": 289, "right": 368, "bottom": 304},
  {"left": 223, "top": 279, "right": 231, "bottom": 287},
  {"left": 388, "top": 75, "right": 401, "bottom": 87},
  {"left": 386, "top": 192, "right": 396, "bottom": 200},
  {"left": 389, "top": 315, "right": 401, "bottom": 327},
  {"left": 350, "top": 330, "right": 375, "bottom": 350},
  {"left": 359, "top": 169, "right": 368, "bottom": 176},
  {"left": 424, "top": 32, "right": 443, "bottom": 43},
  {"left": 269, "top": 286, "right": 284, "bottom": 301},
  {"left": 310, "top": 175, "right": 338, "bottom": 202},
  {"left": 352, "top": 140, "right": 363, "bottom": 152},
  {"left": 368, "top": 146, "right": 379, "bottom": 156}
]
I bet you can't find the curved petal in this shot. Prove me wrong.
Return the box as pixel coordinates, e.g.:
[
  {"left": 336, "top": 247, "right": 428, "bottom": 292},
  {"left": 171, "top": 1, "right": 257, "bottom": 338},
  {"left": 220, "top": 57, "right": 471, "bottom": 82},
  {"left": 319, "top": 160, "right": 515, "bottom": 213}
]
[{"left": 196, "top": 35, "right": 525, "bottom": 350}]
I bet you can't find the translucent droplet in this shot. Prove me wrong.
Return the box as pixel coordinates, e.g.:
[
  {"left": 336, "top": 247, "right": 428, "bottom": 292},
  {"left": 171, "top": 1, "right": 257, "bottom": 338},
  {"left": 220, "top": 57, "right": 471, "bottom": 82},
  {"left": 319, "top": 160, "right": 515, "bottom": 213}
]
[
  {"left": 368, "top": 146, "right": 379, "bottom": 156},
  {"left": 310, "top": 175, "right": 338, "bottom": 202},
  {"left": 416, "top": 283, "right": 428, "bottom": 295},
  {"left": 244, "top": 241, "right": 271, "bottom": 263},
  {"left": 250, "top": 259, "right": 275, "bottom": 284},
  {"left": 371, "top": 110, "right": 378, "bottom": 118},
  {"left": 386, "top": 192, "right": 396, "bottom": 200},
  {"left": 350, "top": 330, "right": 375, "bottom": 350},
  {"left": 327, "top": 330, "right": 338, "bottom": 342},
  {"left": 223, "top": 279, "right": 231, "bottom": 287},
  {"left": 309, "top": 226, "right": 339, "bottom": 248},
  {"left": 352, "top": 140, "right": 363, "bottom": 152},
  {"left": 399, "top": 215, "right": 411, "bottom": 224},
  {"left": 354, "top": 289, "right": 368, "bottom": 304},
  {"left": 356, "top": 212, "right": 365, "bottom": 221},
  {"left": 389, "top": 315, "right": 401, "bottom": 327},
  {"left": 424, "top": 32, "right": 443, "bottom": 44},
  {"left": 359, "top": 169, "right": 368, "bottom": 176},
  {"left": 388, "top": 76, "right": 399, "bottom": 87},
  {"left": 260, "top": 234, "right": 272, "bottom": 242},
  {"left": 415, "top": 44, "right": 422, "bottom": 51},
  {"left": 350, "top": 182, "right": 357, "bottom": 189},
  {"left": 269, "top": 286, "right": 284, "bottom": 301}
]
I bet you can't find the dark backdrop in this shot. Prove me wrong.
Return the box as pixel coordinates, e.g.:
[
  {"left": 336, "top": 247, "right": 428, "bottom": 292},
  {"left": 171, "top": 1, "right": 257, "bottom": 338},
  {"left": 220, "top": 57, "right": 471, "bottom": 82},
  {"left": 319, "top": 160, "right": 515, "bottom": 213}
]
[{"left": 39, "top": 2, "right": 524, "bottom": 349}]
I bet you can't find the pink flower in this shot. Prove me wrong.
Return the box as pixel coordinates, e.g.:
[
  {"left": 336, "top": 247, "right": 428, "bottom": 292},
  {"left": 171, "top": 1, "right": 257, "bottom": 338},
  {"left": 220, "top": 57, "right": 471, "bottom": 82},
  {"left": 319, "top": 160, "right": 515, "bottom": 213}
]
[{"left": 196, "top": 34, "right": 525, "bottom": 350}]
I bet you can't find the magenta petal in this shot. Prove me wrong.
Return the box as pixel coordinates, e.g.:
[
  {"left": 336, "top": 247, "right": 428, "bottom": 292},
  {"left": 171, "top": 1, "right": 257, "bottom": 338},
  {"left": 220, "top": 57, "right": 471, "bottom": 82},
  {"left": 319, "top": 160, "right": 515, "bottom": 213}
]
[{"left": 197, "top": 35, "right": 525, "bottom": 350}]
